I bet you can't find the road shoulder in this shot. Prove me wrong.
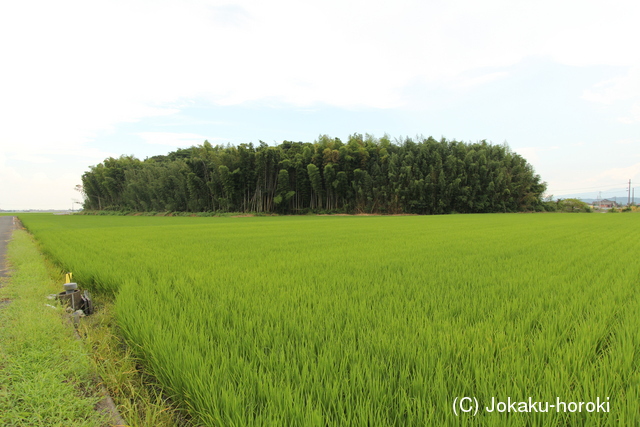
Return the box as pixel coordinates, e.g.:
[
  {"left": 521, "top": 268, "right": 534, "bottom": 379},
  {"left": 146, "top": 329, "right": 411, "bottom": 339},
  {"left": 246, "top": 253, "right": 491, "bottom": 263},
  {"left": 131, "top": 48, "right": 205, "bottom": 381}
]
[{"left": 0, "top": 228, "right": 112, "bottom": 426}]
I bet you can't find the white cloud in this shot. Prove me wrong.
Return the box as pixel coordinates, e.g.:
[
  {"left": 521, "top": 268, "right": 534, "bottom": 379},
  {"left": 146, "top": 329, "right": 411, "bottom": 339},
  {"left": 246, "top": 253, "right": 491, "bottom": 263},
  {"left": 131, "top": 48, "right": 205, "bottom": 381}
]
[
  {"left": 8, "top": 154, "right": 55, "bottom": 164},
  {"left": 614, "top": 138, "right": 639, "bottom": 145},
  {"left": 0, "top": 156, "right": 82, "bottom": 210},
  {"left": 583, "top": 68, "right": 640, "bottom": 105},
  {"left": 136, "top": 132, "right": 213, "bottom": 147},
  {"left": 517, "top": 146, "right": 560, "bottom": 166},
  {"left": 596, "top": 162, "right": 640, "bottom": 182},
  {"left": 3, "top": 1, "right": 639, "bottom": 134},
  {"left": 617, "top": 104, "right": 640, "bottom": 124},
  {"left": 4, "top": 0, "right": 639, "bottom": 127},
  {"left": 454, "top": 72, "right": 509, "bottom": 91},
  {"left": 583, "top": 68, "right": 640, "bottom": 123}
]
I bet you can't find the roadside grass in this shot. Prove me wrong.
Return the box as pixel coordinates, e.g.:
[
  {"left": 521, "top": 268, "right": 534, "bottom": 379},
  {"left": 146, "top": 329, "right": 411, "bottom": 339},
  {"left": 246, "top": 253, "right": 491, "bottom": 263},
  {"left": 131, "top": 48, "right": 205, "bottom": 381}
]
[
  {"left": 1, "top": 225, "right": 185, "bottom": 427},
  {"left": 0, "top": 229, "right": 109, "bottom": 427}
]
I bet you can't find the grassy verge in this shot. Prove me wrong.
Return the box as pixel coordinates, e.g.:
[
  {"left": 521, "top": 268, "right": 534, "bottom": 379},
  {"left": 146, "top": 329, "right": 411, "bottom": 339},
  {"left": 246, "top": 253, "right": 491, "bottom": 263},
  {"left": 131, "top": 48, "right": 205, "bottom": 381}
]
[
  {"left": 1, "top": 225, "right": 185, "bottom": 426},
  {"left": 0, "top": 229, "right": 109, "bottom": 426}
]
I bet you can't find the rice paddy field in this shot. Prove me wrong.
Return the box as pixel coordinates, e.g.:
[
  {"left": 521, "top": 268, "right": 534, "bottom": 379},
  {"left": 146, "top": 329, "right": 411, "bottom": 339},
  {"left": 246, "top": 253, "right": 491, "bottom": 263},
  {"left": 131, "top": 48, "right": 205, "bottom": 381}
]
[{"left": 19, "top": 213, "right": 640, "bottom": 426}]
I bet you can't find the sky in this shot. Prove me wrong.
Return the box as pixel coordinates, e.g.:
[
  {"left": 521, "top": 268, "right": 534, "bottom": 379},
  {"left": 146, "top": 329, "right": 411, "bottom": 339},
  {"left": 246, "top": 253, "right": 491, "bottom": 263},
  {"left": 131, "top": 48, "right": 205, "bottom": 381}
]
[{"left": 1, "top": 0, "right": 640, "bottom": 210}]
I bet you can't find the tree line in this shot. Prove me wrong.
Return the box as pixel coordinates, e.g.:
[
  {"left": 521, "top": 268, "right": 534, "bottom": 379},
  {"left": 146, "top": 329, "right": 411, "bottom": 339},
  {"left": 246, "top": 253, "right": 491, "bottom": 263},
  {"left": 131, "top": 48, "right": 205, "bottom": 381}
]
[{"left": 80, "top": 134, "right": 547, "bottom": 214}]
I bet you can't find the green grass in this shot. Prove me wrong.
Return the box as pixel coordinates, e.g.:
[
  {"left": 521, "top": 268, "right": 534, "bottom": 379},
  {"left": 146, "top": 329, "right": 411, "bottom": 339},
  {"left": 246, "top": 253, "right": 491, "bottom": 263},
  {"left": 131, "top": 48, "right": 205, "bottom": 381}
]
[
  {"left": 0, "top": 229, "right": 109, "bottom": 427},
  {"left": 19, "top": 213, "right": 640, "bottom": 426}
]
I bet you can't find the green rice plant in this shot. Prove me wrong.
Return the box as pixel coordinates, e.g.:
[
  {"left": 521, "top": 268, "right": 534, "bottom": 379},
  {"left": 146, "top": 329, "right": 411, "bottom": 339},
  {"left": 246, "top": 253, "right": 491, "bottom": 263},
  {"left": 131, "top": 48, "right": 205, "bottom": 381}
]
[{"left": 19, "top": 213, "right": 640, "bottom": 426}]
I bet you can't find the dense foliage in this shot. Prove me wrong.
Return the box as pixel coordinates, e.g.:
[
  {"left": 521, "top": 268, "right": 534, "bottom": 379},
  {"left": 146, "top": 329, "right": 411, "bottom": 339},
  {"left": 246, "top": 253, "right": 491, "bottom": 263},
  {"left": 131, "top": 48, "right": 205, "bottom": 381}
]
[
  {"left": 81, "top": 134, "right": 546, "bottom": 214},
  {"left": 20, "top": 214, "right": 640, "bottom": 426},
  {"left": 557, "top": 198, "right": 593, "bottom": 213}
]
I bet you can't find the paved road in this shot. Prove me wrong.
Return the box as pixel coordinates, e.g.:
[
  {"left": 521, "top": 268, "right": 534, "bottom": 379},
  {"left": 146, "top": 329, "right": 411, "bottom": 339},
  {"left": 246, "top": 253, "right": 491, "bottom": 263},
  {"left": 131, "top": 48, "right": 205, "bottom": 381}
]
[{"left": 0, "top": 216, "right": 14, "bottom": 278}]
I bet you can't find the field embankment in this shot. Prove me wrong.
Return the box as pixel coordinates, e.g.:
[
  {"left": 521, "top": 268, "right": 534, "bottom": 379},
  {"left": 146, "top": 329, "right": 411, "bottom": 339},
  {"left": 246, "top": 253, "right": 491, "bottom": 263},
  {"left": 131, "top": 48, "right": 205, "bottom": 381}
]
[{"left": 0, "top": 225, "right": 110, "bottom": 426}]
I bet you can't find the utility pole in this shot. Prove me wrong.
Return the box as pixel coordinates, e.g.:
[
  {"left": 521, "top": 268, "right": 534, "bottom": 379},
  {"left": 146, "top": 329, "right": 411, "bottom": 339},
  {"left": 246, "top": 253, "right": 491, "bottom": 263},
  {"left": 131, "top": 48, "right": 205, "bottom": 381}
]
[{"left": 628, "top": 179, "right": 632, "bottom": 206}]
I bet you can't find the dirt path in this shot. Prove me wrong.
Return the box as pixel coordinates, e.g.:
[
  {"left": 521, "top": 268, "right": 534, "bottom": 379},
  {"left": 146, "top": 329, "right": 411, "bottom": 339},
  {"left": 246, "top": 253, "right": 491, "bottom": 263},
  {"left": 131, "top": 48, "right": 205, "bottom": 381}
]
[{"left": 0, "top": 216, "right": 15, "bottom": 278}]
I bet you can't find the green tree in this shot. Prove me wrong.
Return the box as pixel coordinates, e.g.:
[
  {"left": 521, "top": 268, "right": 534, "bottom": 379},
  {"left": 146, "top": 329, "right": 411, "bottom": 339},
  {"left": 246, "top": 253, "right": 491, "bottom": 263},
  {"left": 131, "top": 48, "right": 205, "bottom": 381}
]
[{"left": 557, "top": 198, "right": 592, "bottom": 213}]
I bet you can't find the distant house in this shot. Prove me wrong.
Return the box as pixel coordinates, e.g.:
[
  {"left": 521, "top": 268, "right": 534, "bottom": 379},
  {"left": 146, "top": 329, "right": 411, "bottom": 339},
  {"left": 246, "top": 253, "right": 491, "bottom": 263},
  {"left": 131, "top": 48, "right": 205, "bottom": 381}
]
[{"left": 592, "top": 199, "right": 617, "bottom": 209}]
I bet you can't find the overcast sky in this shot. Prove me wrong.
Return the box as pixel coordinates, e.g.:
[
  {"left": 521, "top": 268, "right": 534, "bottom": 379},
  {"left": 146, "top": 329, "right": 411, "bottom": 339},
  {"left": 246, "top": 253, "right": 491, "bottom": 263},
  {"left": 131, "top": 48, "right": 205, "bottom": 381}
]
[{"left": 2, "top": 0, "right": 639, "bottom": 209}]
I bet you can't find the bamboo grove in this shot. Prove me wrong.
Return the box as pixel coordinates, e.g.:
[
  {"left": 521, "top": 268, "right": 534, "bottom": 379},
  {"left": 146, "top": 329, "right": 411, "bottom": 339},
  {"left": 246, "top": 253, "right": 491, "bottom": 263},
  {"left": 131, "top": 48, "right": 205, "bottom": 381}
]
[{"left": 81, "top": 134, "right": 546, "bottom": 214}]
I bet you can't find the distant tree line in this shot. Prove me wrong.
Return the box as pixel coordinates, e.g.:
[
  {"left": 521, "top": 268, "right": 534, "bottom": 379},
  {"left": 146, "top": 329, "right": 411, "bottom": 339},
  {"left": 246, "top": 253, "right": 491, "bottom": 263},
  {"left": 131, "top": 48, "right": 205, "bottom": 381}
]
[
  {"left": 80, "top": 134, "right": 547, "bottom": 214},
  {"left": 553, "top": 198, "right": 593, "bottom": 213}
]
